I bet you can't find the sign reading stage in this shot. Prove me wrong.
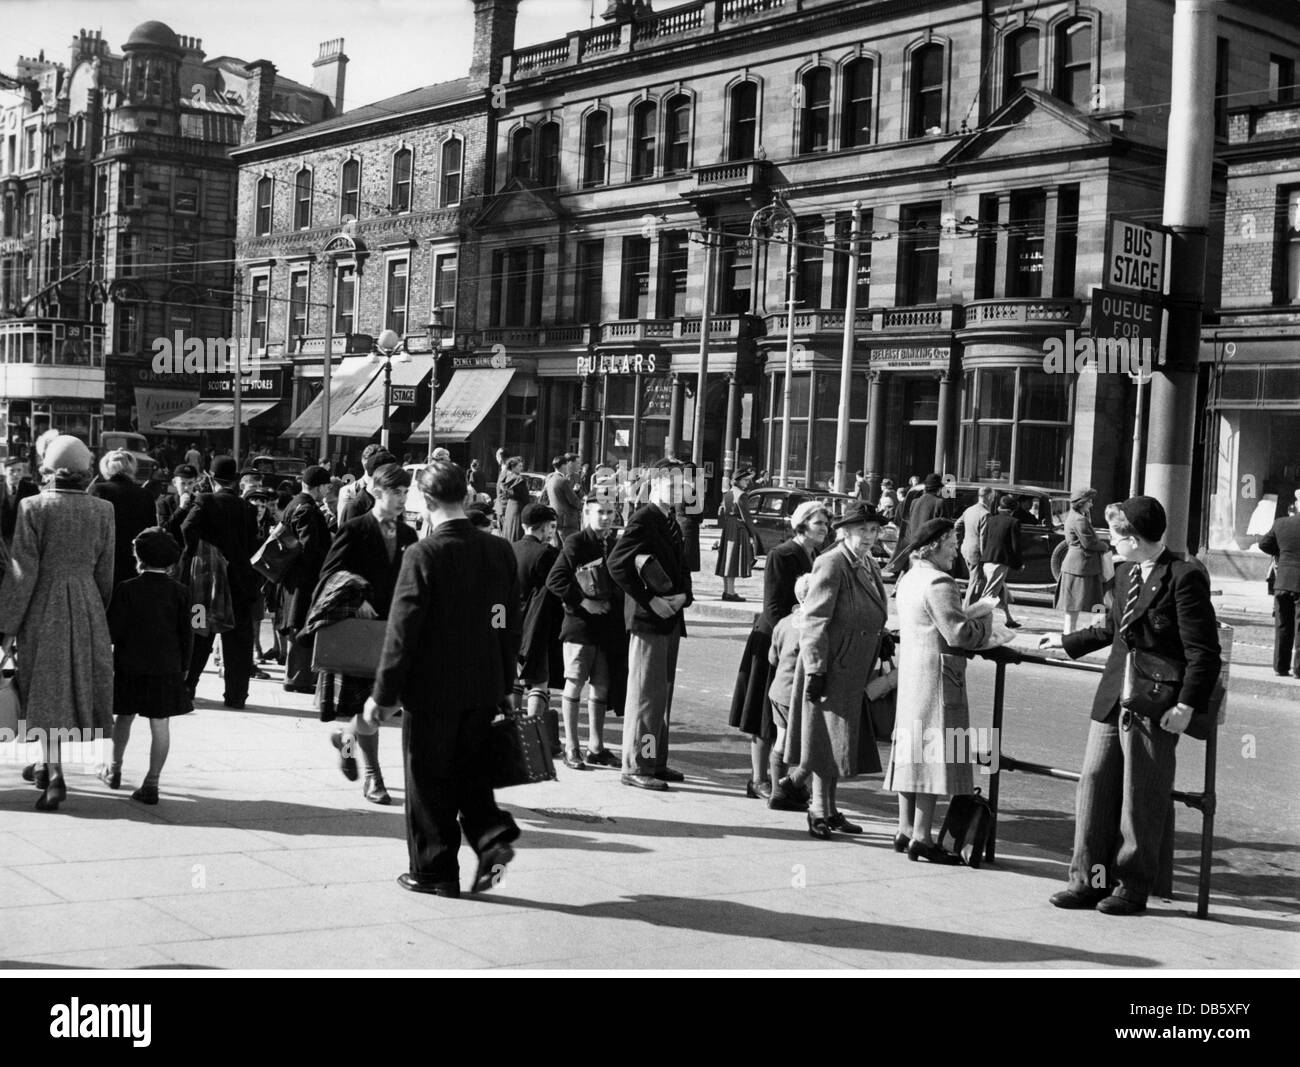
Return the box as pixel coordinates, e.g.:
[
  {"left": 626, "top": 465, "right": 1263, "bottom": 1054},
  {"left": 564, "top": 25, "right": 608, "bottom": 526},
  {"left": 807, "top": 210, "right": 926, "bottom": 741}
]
[{"left": 1106, "top": 217, "right": 1167, "bottom": 294}]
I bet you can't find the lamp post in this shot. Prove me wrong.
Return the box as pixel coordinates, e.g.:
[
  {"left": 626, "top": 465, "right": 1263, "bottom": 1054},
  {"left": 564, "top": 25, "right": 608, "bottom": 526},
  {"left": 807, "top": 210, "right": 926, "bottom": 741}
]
[
  {"left": 749, "top": 194, "right": 798, "bottom": 486},
  {"left": 371, "top": 328, "right": 408, "bottom": 451},
  {"left": 425, "top": 309, "right": 446, "bottom": 461}
]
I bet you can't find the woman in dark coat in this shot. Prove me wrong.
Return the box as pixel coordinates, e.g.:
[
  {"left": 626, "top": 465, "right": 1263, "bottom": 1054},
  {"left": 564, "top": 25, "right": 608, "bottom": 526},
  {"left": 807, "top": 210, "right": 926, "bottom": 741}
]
[
  {"left": 1056, "top": 486, "right": 1109, "bottom": 634},
  {"left": 498, "top": 456, "right": 530, "bottom": 542},
  {"left": 716, "top": 469, "right": 761, "bottom": 599},
  {"left": 281, "top": 466, "right": 335, "bottom": 692},
  {"left": 728, "top": 500, "right": 830, "bottom": 801},
  {"left": 88, "top": 450, "right": 157, "bottom": 592}
]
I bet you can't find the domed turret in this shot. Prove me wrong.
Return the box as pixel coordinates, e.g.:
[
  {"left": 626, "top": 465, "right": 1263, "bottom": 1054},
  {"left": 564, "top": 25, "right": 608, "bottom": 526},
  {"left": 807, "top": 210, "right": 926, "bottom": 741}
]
[{"left": 124, "top": 21, "right": 182, "bottom": 52}]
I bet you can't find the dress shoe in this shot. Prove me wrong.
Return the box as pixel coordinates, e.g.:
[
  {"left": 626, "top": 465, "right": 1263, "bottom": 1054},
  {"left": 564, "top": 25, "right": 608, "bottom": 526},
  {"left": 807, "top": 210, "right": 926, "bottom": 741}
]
[
  {"left": 621, "top": 772, "right": 668, "bottom": 791},
  {"left": 907, "top": 839, "right": 962, "bottom": 865},
  {"left": 471, "top": 841, "right": 515, "bottom": 893},
  {"left": 363, "top": 775, "right": 392, "bottom": 805},
  {"left": 1276, "top": 670, "right": 1292, "bottom": 677},
  {"left": 584, "top": 747, "right": 620, "bottom": 768},
  {"left": 397, "top": 873, "right": 460, "bottom": 897},
  {"left": 745, "top": 779, "right": 772, "bottom": 800},
  {"left": 654, "top": 767, "right": 685, "bottom": 783},
  {"left": 893, "top": 833, "right": 911, "bottom": 853},
  {"left": 562, "top": 749, "right": 589, "bottom": 771},
  {"left": 768, "top": 778, "right": 808, "bottom": 812},
  {"left": 223, "top": 698, "right": 246, "bottom": 710},
  {"left": 283, "top": 683, "right": 315, "bottom": 694},
  {"left": 331, "top": 729, "right": 359, "bottom": 782},
  {"left": 1049, "top": 887, "right": 1108, "bottom": 910},
  {"left": 806, "top": 812, "right": 833, "bottom": 840},
  {"left": 97, "top": 765, "right": 121, "bottom": 790},
  {"left": 131, "top": 783, "right": 160, "bottom": 805},
  {"left": 1005, "top": 619, "right": 1022, "bottom": 629},
  {"left": 1097, "top": 894, "right": 1147, "bottom": 916},
  {"left": 22, "top": 763, "right": 49, "bottom": 790},
  {"left": 34, "top": 772, "right": 67, "bottom": 812},
  {"left": 252, "top": 669, "right": 271, "bottom": 681},
  {"left": 826, "top": 812, "right": 863, "bottom": 834},
  {"left": 720, "top": 593, "right": 745, "bottom": 602}
]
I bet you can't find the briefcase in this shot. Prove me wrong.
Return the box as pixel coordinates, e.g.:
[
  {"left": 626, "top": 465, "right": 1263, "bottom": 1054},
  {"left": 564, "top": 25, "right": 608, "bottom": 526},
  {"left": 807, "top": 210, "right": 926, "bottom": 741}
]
[
  {"left": 491, "top": 712, "right": 557, "bottom": 789},
  {"left": 937, "top": 786, "right": 993, "bottom": 868},
  {"left": 251, "top": 525, "right": 302, "bottom": 584},
  {"left": 311, "top": 618, "right": 389, "bottom": 678}
]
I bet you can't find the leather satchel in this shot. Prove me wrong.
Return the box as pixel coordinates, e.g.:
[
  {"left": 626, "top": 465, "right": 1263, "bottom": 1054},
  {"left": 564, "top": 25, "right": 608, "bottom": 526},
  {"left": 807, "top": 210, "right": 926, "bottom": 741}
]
[
  {"left": 575, "top": 558, "right": 613, "bottom": 600},
  {"left": 251, "top": 523, "right": 302, "bottom": 584},
  {"left": 635, "top": 553, "right": 673, "bottom": 595},
  {"left": 1121, "top": 647, "right": 1184, "bottom": 720},
  {"left": 311, "top": 618, "right": 389, "bottom": 678},
  {"left": 937, "top": 787, "right": 993, "bottom": 868},
  {"left": 491, "top": 711, "right": 558, "bottom": 788}
]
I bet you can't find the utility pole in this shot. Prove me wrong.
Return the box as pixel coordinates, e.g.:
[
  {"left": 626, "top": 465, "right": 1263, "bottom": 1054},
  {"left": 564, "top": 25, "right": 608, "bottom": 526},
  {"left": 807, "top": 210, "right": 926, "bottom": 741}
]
[
  {"left": 833, "top": 202, "right": 862, "bottom": 495},
  {"left": 232, "top": 269, "right": 243, "bottom": 464},
  {"left": 691, "top": 230, "right": 715, "bottom": 467},
  {"left": 318, "top": 253, "right": 334, "bottom": 466},
  {"left": 778, "top": 229, "right": 797, "bottom": 488},
  {"left": 1145, "top": 0, "right": 1216, "bottom": 553}
]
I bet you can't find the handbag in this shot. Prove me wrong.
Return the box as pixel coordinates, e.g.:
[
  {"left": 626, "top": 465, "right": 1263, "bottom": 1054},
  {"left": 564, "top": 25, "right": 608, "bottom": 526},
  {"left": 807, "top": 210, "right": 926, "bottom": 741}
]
[
  {"left": 311, "top": 618, "right": 389, "bottom": 678},
  {"left": 635, "top": 553, "right": 673, "bottom": 595},
  {"left": 251, "top": 523, "right": 302, "bottom": 584},
  {"left": 0, "top": 639, "right": 22, "bottom": 740},
  {"left": 1121, "top": 647, "right": 1184, "bottom": 721},
  {"left": 937, "top": 786, "right": 993, "bottom": 868},
  {"left": 865, "top": 657, "right": 898, "bottom": 739},
  {"left": 574, "top": 558, "right": 613, "bottom": 600},
  {"left": 490, "top": 711, "right": 558, "bottom": 788}
]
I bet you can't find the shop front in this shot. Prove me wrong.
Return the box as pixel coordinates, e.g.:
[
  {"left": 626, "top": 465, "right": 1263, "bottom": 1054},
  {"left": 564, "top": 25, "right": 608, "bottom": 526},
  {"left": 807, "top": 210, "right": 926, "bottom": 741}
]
[
  {"left": 861, "top": 342, "right": 956, "bottom": 493},
  {"left": 156, "top": 366, "right": 291, "bottom": 451}
]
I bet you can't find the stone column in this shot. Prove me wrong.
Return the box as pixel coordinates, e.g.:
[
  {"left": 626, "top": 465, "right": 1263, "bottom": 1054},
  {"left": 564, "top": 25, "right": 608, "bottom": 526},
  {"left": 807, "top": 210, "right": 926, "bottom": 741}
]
[{"left": 864, "top": 369, "right": 886, "bottom": 499}]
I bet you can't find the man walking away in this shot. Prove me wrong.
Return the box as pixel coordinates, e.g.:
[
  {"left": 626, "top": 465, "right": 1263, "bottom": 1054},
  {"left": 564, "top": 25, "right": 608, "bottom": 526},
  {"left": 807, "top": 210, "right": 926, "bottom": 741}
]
[
  {"left": 512, "top": 503, "right": 564, "bottom": 753},
  {"left": 282, "top": 465, "right": 335, "bottom": 693},
  {"left": 1260, "top": 491, "right": 1300, "bottom": 677},
  {"left": 955, "top": 486, "right": 996, "bottom": 608},
  {"left": 981, "top": 494, "right": 1023, "bottom": 628},
  {"left": 363, "top": 461, "right": 522, "bottom": 897}
]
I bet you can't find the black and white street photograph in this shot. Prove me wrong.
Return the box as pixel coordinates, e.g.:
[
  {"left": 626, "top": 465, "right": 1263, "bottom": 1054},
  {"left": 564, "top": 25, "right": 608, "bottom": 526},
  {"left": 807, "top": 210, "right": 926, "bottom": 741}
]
[{"left": 0, "top": 0, "right": 1296, "bottom": 1015}]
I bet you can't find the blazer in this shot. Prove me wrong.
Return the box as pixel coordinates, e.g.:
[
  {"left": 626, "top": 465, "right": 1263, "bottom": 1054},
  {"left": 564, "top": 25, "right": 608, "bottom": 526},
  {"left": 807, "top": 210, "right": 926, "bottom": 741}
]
[
  {"left": 1062, "top": 550, "right": 1222, "bottom": 720},
  {"left": 546, "top": 526, "right": 625, "bottom": 646},
  {"left": 758, "top": 537, "right": 814, "bottom": 636},
  {"left": 372, "top": 518, "right": 521, "bottom": 713},
  {"left": 905, "top": 490, "right": 948, "bottom": 530},
  {"left": 981, "top": 511, "right": 1022, "bottom": 567},
  {"left": 513, "top": 533, "right": 562, "bottom": 676},
  {"left": 315, "top": 511, "right": 417, "bottom": 619},
  {"left": 337, "top": 481, "right": 375, "bottom": 525},
  {"left": 954, "top": 501, "right": 988, "bottom": 560},
  {"left": 89, "top": 473, "right": 158, "bottom": 589},
  {"left": 1259, "top": 514, "right": 1300, "bottom": 594},
  {"left": 545, "top": 471, "right": 583, "bottom": 533},
  {"left": 607, "top": 502, "right": 694, "bottom": 636},
  {"left": 179, "top": 486, "right": 261, "bottom": 606},
  {"left": 1061, "top": 508, "right": 1107, "bottom": 577},
  {"left": 107, "top": 571, "right": 194, "bottom": 677}
]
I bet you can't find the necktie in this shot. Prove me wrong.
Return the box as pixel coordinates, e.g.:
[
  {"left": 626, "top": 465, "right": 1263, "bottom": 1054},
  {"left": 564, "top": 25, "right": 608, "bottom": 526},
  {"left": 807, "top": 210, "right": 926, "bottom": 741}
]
[
  {"left": 1120, "top": 565, "right": 1142, "bottom": 631},
  {"left": 668, "top": 512, "right": 685, "bottom": 558}
]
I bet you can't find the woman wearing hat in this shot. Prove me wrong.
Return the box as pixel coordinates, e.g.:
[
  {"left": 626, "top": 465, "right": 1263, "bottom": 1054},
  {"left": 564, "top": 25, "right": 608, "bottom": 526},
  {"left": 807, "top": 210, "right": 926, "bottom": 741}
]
[
  {"left": 1057, "top": 487, "right": 1110, "bottom": 635},
  {"left": 0, "top": 435, "right": 116, "bottom": 810},
  {"left": 727, "top": 499, "right": 830, "bottom": 801},
  {"left": 884, "top": 518, "right": 993, "bottom": 862},
  {"left": 784, "top": 501, "right": 888, "bottom": 838},
  {"left": 497, "top": 456, "right": 530, "bottom": 543},
  {"left": 715, "top": 468, "right": 761, "bottom": 601}
]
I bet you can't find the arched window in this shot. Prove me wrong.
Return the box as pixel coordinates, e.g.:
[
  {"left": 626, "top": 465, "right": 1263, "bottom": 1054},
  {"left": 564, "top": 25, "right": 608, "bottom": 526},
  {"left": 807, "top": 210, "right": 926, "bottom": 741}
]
[
  {"left": 841, "top": 58, "right": 874, "bottom": 148},
  {"left": 631, "top": 100, "right": 657, "bottom": 180},
  {"left": 293, "top": 167, "right": 312, "bottom": 229},
  {"left": 391, "top": 147, "right": 412, "bottom": 212},
  {"left": 339, "top": 158, "right": 360, "bottom": 220},
  {"left": 728, "top": 81, "right": 758, "bottom": 161},
  {"left": 537, "top": 121, "right": 561, "bottom": 188},
  {"left": 1056, "top": 20, "right": 1093, "bottom": 107},
  {"left": 255, "top": 175, "right": 273, "bottom": 235},
  {"left": 664, "top": 94, "right": 691, "bottom": 173},
  {"left": 512, "top": 126, "right": 533, "bottom": 180},
  {"left": 440, "top": 138, "right": 462, "bottom": 206},
  {"left": 1005, "top": 28, "right": 1040, "bottom": 99},
  {"left": 799, "top": 67, "right": 831, "bottom": 153},
  {"left": 910, "top": 43, "right": 945, "bottom": 136},
  {"left": 583, "top": 111, "right": 608, "bottom": 189}
]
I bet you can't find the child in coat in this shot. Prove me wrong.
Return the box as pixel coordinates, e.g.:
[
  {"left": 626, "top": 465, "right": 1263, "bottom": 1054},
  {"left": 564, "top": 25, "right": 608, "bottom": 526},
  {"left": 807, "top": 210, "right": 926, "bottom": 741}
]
[
  {"left": 102, "top": 527, "right": 194, "bottom": 804},
  {"left": 766, "top": 574, "right": 812, "bottom": 811}
]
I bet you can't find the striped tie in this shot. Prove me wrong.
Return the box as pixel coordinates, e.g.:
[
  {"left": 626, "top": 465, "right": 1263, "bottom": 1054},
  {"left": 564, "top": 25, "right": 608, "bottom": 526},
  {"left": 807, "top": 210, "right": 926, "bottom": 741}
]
[{"left": 1120, "top": 565, "right": 1143, "bottom": 631}]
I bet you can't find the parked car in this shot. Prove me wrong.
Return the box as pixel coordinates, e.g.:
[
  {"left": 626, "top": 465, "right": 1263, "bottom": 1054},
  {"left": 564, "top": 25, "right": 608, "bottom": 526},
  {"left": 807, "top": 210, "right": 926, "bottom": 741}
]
[
  {"left": 937, "top": 482, "right": 1074, "bottom": 585},
  {"left": 99, "top": 431, "right": 156, "bottom": 486},
  {"left": 742, "top": 486, "right": 899, "bottom": 562},
  {"left": 250, "top": 454, "right": 307, "bottom": 481}
]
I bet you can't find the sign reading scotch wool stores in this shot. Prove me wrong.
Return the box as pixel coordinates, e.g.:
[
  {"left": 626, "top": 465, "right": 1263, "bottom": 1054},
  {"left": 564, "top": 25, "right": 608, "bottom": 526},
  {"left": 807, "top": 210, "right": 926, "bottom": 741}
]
[
  {"left": 1106, "top": 217, "right": 1167, "bottom": 294},
  {"left": 199, "top": 369, "right": 287, "bottom": 400}
]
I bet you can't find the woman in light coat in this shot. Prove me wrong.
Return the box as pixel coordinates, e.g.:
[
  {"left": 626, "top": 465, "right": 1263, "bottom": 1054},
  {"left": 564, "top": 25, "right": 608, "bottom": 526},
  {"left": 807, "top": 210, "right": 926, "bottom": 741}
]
[
  {"left": 0, "top": 435, "right": 115, "bottom": 811},
  {"left": 784, "top": 502, "right": 888, "bottom": 839},
  {"left": 1056, "top": 486, "right": 1109, "bottom": 634},
  {"left": 884, "top": 518, "right": 992, "bottom": 863}
]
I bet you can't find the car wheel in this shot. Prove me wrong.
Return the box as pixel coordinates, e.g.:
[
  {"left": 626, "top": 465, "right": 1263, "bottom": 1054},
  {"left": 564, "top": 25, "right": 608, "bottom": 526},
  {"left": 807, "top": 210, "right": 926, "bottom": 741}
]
[{"left": 1050, "top": 540, "right": 1068, "bottom": 582}]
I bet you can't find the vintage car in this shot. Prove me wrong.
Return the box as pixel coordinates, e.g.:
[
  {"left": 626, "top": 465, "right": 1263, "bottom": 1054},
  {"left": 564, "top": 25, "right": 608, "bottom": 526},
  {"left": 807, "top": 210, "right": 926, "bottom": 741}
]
[{"left": 741, "top": 486, "right": 899, "bottom": 561}]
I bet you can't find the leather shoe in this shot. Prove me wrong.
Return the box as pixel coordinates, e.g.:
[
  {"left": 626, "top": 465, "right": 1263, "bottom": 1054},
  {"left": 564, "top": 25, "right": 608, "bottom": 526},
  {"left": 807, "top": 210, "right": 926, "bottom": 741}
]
[
  {"left": 1049, "top": 887, "right": 1108, "bottom": 910},
  {"left": 397, "top": 873, "right": 460, "bottom": 897},
  {"left": 224, "top": 698, "right": 246, "bottom": 710},
  {"left": 654, "top": 767, "right": 685, "bottom": 783},
  {"left": 1097, "top": 894, "right": 1146, "bottom": 916},
  {"left": 893, "top": 833, "right": 911, "bottom": 853},
  {"left": 283, "top": 683, "right": 315, "bottom": 694},
  {"left": 471, "top": 841, "right": 515, "bottom": 894},
  {"left": 331, "top": 729, "right": 359, "bottom": 782},
  {"left": 584, "top": 747, "right": 620, "bottom": 768},
  {"left": 807, "top": 812, "right": 833, "bottom": 840},
  {"left": 562, "top": 749, "right": 589, "bottom": 771},
  {"left": 97, "top": 765, "right": 121, "bottom": 790},
  {"left": 22, "top": 763, "right": 49, "bottom": 790},
  {"left": 621, "top": 772, "right": 668, "bottom": 791},
  {"left": 745, "top": 779, "right": 772, "bottom": 800},
  {"left": 768, "top": 777, "right": 809, "bottom": 812},
  {"left": 826, "top": 812, "right": 863, "bottom": 834},
  {"left": 907, "top": 839, "right": 963, "bottom": 864},
  {"left": 363, "top": 775, "right": 392, "bottom": 805},
  {"left": 131, "top": 783, "right": 159, "bottom": 805}
]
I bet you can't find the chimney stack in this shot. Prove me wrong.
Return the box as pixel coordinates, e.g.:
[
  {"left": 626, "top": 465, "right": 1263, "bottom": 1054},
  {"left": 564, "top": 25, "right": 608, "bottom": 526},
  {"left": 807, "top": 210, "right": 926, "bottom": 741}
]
[
  {"left": 241, "top": 59, "right": 277, "bottom": 144},
  {"left": 468, "top": 0, "right": 521, "bottom": 93},
  {"left": 313, "top": 38, "right": 347, "bottom": 117}
]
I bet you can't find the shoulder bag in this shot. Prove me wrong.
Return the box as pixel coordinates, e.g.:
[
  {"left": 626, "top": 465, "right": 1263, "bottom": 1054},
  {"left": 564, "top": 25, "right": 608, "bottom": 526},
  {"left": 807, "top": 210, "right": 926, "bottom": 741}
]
[
  {"left": 574, "top": 557, "right": 613, "bottom": 600},
  {"left": 251, "top": 522, "right": 302, "bottom": 584},
  {"left": 1121, "top": 647, "right": 1184, "bottom": 721}
]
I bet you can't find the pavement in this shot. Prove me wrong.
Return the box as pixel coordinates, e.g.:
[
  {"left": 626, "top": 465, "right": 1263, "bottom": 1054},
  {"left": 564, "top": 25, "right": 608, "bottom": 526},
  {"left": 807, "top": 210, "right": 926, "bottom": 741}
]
[{"left": 0, "top": 534, "right": 1294, "bottom": 973}]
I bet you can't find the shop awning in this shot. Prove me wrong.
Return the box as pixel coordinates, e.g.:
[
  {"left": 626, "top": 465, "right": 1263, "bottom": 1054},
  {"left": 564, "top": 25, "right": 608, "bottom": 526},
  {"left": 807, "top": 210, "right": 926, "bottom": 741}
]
[
  {"left": 155, "top": 400, "right": 277, "bottom": 432},
  {"left": 135, "top": 387, "right": 199, "bottom": 433},
  {"left": 282, "top": 357, "right": 378, "bottom": 438},
  {"left": 406, "top": 367, "right": 514, "bottom": 444},
  {"left": 329, "top": 355, "right": 432, "bottom": 438}
]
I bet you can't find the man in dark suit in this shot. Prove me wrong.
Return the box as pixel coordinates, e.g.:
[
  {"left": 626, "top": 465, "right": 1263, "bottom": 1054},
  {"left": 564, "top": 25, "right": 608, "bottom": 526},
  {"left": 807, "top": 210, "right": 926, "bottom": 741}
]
[
  {"left": 88, "top": 450, "right": 158, "bottom": 592},
  {"left": 337, "top": 445, "right": 394, "bottom": 526},
  {"left": 1040, "top": 496, "right": 1221, "bottom": 916},
  {"left": 363, "top": 460, "right": 522, "bottom": 897},
  {"left": 607, "top": 458, "right": 694, "bottom": 790},
  {"left": 512, "top": 503, "right": 563, "bottom": 736},
  {"left": 891, "top": 473, "right": 949, "bottom": 570},
  {"left": 179, "top": 456, "right": 261, "bottom": 709},
  {"left": 317, "top": 462, "right": 418, "bottom": 804},
  {"left": 980, "top": 494, "right": 1023, "bottom": 628},
  {"left": 1, "top": 458, "right": 39, "bottom": 544},
  {"left": 1259, "top": 492, "right": 1300, "bottom": 677},
  {"left": 544, "top": 455, "right": 583, "bottom": 543},
  {"left": 282, "top": 465, "right": 335, "bottom": 692},
  {"left": 546, "top": 494, "right": 625, "bottom": 770}
]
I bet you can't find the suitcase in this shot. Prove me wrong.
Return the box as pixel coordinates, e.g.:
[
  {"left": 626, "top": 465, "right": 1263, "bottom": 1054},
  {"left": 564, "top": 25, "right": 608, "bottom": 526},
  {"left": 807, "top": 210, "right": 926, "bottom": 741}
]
[
  {"left": 937, "top": 786, "right": 993, "bottom": 868},
  {"left": 311, "top": 618, "right": 389, "bottom": 678},
  {"left": 491, "top": 712, "right": 558, "bottom": 788}
]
